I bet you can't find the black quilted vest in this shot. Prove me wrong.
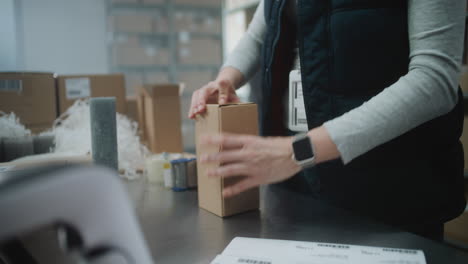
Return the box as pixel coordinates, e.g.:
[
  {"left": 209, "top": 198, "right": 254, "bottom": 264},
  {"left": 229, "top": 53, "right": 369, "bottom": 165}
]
[{"left": 261, "top": 0, "right": 466, "bottom": 229}]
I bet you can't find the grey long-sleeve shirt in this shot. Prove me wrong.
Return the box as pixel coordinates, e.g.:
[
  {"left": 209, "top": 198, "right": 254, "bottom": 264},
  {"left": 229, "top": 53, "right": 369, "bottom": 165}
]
[{"left": 224, "top": 0, "right": 466, "bottom": 164}]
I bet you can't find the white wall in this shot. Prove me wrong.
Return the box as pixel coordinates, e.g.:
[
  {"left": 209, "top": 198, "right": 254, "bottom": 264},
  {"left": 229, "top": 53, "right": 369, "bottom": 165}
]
[
  {"left": 18, "top": 0, "right": 109, "bottom": 74},
  {"left": 0, "top": 0, "right": 19, "bottom": 71}
]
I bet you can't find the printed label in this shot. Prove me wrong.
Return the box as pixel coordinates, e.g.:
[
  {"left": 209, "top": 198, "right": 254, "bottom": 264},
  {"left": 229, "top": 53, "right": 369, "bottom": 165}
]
[
  {"left": 289, "top": 70, "right": 308, "bottom": 132},
  {"left": 65, "top": 78, "right": 91, "bottom": 99},
  {"left": 0, "top": 80, "right": 23, "bottom": 93}
]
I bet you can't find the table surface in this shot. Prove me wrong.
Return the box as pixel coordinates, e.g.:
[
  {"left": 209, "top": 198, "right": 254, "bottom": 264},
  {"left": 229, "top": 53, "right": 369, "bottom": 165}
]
[{"left": 126, "top": 179, "right": 468, "bottom": 264}]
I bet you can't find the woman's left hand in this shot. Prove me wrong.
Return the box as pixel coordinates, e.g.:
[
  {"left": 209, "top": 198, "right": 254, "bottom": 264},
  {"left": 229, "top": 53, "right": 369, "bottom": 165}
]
[{"left": 200, "top": 134, "right": 302, "bottom": 198}]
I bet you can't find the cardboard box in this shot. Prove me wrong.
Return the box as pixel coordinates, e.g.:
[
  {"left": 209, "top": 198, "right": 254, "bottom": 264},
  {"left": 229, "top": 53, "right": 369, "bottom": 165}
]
[
  {"left": 174, "top": 13, "right": 221, "bottom": 34},
  {"left": 178, "top": 70, "right": 215, "bottom": 94},
  {"left": 126, "top": 96, "right": 138, "bottom": 122},
  {"left": 178, "top": 38, "right": 222, "bottom": 65},
  {"left": 113, "top": 43, "right": 170, "bottom": 66},
  {"left": 445, "top": 210, "right": 468, "bottom": 245},
  {"left": 174, "top": 0, "right": 222, "bottom": 7},
  {"left": 139, "top": 84, "right": 183, "bottom": 153},
  {"left": 0, "top": 72, "right": 57, "bottom": 130},
  {"left": 57, "top": 74, "right": 127, "bottom": 115},
  {"left": 111, "top": 15, "right": 154, "bottom": 33},
  {"left": 460, "top": 116, "right": 468, "bottom": 169},
  {"left": 195, "top": 103, "right": 259, "bottom": 217}
]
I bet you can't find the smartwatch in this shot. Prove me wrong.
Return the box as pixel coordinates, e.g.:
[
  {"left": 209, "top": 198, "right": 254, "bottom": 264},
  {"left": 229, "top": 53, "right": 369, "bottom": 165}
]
[{"left": 292, "top": 133, "right": 316, "bottom": 169}]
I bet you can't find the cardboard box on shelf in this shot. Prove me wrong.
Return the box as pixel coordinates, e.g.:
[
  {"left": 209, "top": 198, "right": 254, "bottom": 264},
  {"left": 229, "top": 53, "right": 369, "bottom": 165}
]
[
  {"left": 195, "top": 103, "right": 259, "bottom": 217},
  {"left": 145, "top": 72, "right": 170, "bottom": 85},
  {"left": 0, "top": 72, "right": 57, "bottom": 131},
  {"left": 174, "top": 0, "right": 222, "bottom": 7},
  {"left": 111, "top": 0, "right": 138, "bottom": 3},
  {"left": 56, "top": 74, "right": 127, "bottom": 115},
  {"left": 142, "top": 0, "right": 165, "bottom": 4},
  {"left": 111, "top": 15, "right": 154, "bottom": 33},
  {"left": 178, "top": 38, "right": 222, "bottom": 65},
  {"left": 174, "top": 12, "right": 221, "bottom": 34},
  {"left": 178, "top": 70, "right": 215, "bottom": 94},
  {"left": 113, "top": 43, "right": 170, "bottom": 66},
  {"left": 139, "top": 84, "right": 183, "bottom": 153}
]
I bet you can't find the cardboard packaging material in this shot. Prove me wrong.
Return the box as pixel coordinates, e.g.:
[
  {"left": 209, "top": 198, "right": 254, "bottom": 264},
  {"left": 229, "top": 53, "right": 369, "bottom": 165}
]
[
  {"left": 126, "top": 96, "right": 139, "bottom": 122},
  {"left": 195, "top": 103, "right": 260, "bottom": 217},
  {"left": 459, "top": 68, "right": 468, "bottom": 93},
  {"left": 139, "top": 84, "right": 183, "bottom": 153},
  {"left": 0, "top": 72, "right": 57, "bottom": 132},
  {"left": 57, "top": 74, "right": 127, "bottom": 115}
]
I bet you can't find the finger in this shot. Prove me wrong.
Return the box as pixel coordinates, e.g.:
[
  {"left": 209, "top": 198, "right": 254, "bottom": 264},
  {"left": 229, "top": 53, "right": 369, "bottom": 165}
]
[
  {"left": 218, "top": 80, "right": 231, "bottom": 105},
  {"left": 201, "top": 134, "right": 255, "bottom": 149},
  {"left": 207, "top": 163, "right": 248, "bottom": 179},
  {"left": 197, "top": 84, "right": 215, "bottom": 112},
  {"left": 223, "top": 178, "right": 258, "bottom": 198},
  {"left": 200, "top": 149, "right": 249, "bottom": 164},
  {"left": 188, "top": 90, "right": 199, "bottom": 118}
]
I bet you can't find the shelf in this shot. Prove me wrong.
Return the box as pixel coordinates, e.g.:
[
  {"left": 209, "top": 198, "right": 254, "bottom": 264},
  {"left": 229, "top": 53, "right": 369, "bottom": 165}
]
[
  {"left": 109, "top": 3, "right": 167, "bottom": 14},
  {"left": 113, "top": 31, "right": 170, "bottom": 39},
  {"left": 177, "top": 65, "right": 220, "bottom": 71},
  {"left": 112, "top": 65, "right": 169, "bottom": 72}
]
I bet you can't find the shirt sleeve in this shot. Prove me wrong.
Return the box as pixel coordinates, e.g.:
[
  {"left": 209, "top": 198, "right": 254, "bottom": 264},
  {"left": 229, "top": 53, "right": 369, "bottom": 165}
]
[
  {"left": 323, "top": 0, "right": 467, "bottom": 164},
  {"left": 222, "top": 0, "right": 266, "bottom": 84}
]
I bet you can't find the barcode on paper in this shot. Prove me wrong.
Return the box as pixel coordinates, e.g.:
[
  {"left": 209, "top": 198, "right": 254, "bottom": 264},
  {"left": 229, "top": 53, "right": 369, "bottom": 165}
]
[
  {"left": 237, "top": 258, "right": 271, "bottom": 264},
  {"left": 0, "top": 80, "right": 22, "bottom": 93}
]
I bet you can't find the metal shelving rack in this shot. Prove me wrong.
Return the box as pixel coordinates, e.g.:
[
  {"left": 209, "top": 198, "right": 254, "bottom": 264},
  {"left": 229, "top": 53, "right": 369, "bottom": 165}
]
[{"left": 106, "top": 0, "right": 224, "bottom": 152}]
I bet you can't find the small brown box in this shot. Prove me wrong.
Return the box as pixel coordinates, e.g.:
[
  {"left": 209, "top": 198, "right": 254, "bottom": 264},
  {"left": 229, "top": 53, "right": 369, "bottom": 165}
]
[
  {"left": 57, "top": 74, "right": 127, "bottom": 115},
  {"left": 0, "top": 72, "right": 57, "bottom": 132},
  {"left": 195, "top": 103, "right": 260, "bottom": 217},
  {"left": 139, "top": 84, "right": 183, "bottom": 153}
]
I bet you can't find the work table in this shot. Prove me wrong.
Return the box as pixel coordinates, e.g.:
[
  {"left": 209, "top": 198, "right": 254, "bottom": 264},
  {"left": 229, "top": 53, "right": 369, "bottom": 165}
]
[{"left": 126, "top": 179, "right": 468, "bottom": 264}]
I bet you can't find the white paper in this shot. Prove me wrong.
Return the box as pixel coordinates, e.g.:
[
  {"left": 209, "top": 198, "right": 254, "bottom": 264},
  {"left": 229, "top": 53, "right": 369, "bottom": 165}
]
[
  {"left": 65, "top": 78, "right": 91, "bottom": 99},
  {"left": 212, "top": 237, "right": 426, "bottom": 264},
  {"left": 288, "top": 70, "right": 308, "bottom": 132}
]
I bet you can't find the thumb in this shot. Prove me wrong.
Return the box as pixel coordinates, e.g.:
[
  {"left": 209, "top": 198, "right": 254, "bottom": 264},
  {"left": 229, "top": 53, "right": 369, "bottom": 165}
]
[{"left": 218, "top": 80, "right": 231, "bottom": 105}]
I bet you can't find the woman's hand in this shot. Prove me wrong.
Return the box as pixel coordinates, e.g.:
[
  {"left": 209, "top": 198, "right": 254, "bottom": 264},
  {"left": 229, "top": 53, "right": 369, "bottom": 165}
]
[
  {"left": 188, "top": 67, "right": 244, "bottom": 119},
  {"left": 200, "top": 134, "right": 302, "bottom": 198}
]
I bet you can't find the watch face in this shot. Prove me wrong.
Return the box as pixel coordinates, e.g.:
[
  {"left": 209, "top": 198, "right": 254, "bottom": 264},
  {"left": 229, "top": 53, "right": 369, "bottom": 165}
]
[{"left": 293, "top": 136, "right": 314, "bottom": 161}]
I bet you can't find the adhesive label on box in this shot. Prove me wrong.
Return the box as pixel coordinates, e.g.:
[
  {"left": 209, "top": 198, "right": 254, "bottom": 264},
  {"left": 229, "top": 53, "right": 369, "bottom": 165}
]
[
  {"left": 65, "top": 78, "right": 91, "bottom": 99},
  {"left": 0, "top": 80, "right": 23, "bottom": 94},
  {"left": 288, "top": 70, "right": 308, "bottom": 132}
]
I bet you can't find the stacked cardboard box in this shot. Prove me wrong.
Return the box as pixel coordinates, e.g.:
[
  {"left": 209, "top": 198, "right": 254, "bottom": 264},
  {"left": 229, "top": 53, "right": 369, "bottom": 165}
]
[
  {"left": 56, "top": 74, "right": 127, "bottom": 115},
  {"left": 0, "top": 72, "right": 57, "bottom": 133},
  {"left": 178, "top": 37, "right": 221, "bottom": 65}
]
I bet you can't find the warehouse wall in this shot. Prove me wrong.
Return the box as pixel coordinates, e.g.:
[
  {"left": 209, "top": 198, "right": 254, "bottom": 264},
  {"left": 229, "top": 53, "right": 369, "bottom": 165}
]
[
  {"left": 18, "top": 0, "right": 109, "bottom": 74},
  {"left": 0, "top": 0, "right": 20, "bottom": 71}
]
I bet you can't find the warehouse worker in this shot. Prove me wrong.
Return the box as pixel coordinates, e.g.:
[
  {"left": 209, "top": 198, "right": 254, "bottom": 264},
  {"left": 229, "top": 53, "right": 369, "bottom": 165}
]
[{"left": 189, "top": 0, "right": 466, "bottom": 241}]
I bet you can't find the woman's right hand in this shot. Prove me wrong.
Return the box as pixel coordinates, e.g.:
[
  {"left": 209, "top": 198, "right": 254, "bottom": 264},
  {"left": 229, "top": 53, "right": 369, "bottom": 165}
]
[{"left": 188, "top": 68, "right": 243, "bottom": 119}]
